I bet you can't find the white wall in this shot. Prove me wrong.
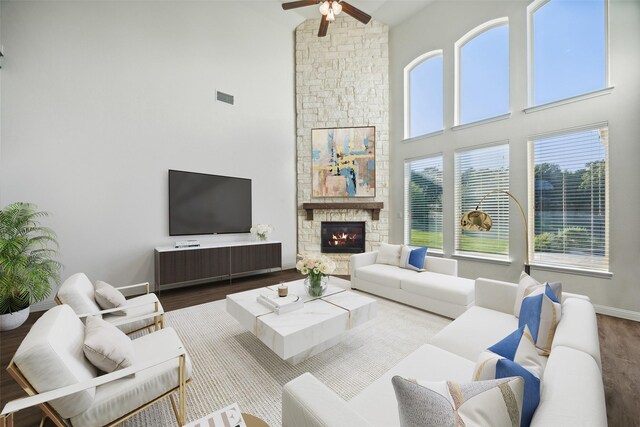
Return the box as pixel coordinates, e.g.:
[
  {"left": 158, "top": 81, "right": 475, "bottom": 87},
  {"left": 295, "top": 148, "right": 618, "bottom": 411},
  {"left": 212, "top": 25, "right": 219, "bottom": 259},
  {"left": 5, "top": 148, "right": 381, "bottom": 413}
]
[
  {"left": 389, "top": 0, "right": 640, "bottom": 315},
  {"left": 0, "top": 1, "right": 303, "bottom": 309}
]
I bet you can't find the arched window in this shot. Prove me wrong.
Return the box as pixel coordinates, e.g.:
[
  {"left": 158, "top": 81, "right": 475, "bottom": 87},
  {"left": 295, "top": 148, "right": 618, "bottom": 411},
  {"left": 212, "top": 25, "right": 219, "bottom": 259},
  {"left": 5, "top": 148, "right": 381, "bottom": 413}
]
[
  {"left": 528, "top": 0, "right": 607, "bottom": 106},
  {"left": 404, "top": 51, "right": 443, "bottom": 139},
  {"left": 455, "top": 18, "right": 509, "bottom": 126}
]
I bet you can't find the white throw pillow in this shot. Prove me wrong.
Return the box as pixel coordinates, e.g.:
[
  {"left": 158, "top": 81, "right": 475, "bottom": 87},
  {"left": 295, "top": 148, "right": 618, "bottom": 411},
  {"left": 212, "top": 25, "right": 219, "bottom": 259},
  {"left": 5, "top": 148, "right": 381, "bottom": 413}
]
[
  {"left": 94, "top": 280, "right": 127, "bottom": 316},
  {"left": 514, "top": 272, "right": 562, "bottom": 318},
  {"left": 83, "top": 315, "right": 135, "bottom": 372},
  {"left": 376, "top": 243, "right": 403, "bottom": 266}
]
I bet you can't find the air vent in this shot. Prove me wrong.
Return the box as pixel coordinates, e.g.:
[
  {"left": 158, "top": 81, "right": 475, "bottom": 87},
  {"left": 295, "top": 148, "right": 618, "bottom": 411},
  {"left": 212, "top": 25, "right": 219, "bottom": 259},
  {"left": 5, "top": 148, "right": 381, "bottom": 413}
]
[{"left": 216, "top": 91, "right": 234, "bottom": 105}]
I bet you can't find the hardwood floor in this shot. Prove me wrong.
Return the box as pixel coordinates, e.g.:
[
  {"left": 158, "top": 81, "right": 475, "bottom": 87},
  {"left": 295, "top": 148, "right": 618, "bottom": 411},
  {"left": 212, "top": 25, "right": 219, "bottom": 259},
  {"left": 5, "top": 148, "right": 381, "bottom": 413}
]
[{"left": 1, "top": 269, "right": 638, "bottom": 426}]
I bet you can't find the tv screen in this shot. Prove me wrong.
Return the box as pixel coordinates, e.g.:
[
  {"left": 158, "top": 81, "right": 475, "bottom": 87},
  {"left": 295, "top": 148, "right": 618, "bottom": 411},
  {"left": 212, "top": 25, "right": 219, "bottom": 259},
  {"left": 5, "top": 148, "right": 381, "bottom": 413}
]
[{"left": 169, "top": 170, "right": 252, "bottom": 236}]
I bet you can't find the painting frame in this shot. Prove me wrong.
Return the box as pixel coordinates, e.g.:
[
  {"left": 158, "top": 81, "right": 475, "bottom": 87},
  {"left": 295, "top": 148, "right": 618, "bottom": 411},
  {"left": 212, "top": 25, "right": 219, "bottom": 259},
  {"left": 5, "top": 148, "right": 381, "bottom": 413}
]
[{"left": 311, "top": 126, "right": 376, "bottom": 198}]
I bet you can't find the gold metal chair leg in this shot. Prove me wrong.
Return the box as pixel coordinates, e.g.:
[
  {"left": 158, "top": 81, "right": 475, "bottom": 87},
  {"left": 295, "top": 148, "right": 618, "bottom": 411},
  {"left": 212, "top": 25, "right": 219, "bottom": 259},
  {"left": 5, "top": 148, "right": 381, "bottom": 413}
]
[
  {"left": 39, "top": 414, "right": 47, "bottom": 427},
  {"left": 161, "top": 313, "right": 166, "bottom": 329},
  {"left": 2, "top": 413, "right": 14, "bottom": 427},
  {"left": 179, "top": 354, "right": 186, "bottom": 426},
  {"left": 169, "top": 394, "right": 181, "bottom": 426}
]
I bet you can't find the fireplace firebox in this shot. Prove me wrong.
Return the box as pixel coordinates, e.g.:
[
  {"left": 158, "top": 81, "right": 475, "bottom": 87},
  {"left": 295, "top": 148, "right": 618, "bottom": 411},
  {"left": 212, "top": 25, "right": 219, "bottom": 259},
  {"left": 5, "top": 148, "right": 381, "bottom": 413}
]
[{"left": 321, "top": 221, "right": 366, "bottom": 254}]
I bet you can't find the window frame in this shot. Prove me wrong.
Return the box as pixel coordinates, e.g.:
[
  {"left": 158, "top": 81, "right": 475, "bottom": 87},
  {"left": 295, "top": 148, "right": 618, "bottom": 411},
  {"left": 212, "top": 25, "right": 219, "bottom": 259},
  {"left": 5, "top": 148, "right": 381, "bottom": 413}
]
[
  {"left": 454, "top": 17, "right": 510, "bottom": 127},
  {"left": 526, "top": 0, "right": 610, "bottom": 108},
  {"left": 404, "top": 50, "right": 444, "bottom": 140},
  {"left": 403, "top": 153, "right": 444, "bottom": 252},
  {"left": 454, "top": 141, "right": 511, "bottom": 260},
  {"left": 526, "top": 123, "right": 611, "bottom": 274}
]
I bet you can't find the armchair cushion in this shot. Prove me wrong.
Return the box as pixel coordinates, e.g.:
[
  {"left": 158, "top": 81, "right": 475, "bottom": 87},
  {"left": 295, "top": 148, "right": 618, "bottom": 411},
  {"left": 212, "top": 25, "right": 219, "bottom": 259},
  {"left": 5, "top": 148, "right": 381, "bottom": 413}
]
[
  {"left": 70, "top": 327, "right": 193, "bottom": 427},
  {"left": 57, "top": 273, "right": 102, "bottom": 318},
  {"left": 94, "top": 281, "right": 127, "bottom": 316},
  {"left": 13, "top": 305, "right": 97, "bottom": 419},
  {"left": 83, "top": 316, "right": 135, "bottom": 373}
]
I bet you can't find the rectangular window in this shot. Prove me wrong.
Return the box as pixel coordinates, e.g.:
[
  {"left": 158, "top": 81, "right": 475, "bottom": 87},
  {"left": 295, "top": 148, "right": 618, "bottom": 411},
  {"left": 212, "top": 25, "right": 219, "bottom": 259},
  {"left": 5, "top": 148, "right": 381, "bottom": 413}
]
[
  {"left": 455, "top": 144, "right": 510, "bottom": 258},
  {"left": 404, "top": 155, "right": 443, "bottom": 250},
  {"left": 528, "top": 126, "right": 609, "bottom": 271}
]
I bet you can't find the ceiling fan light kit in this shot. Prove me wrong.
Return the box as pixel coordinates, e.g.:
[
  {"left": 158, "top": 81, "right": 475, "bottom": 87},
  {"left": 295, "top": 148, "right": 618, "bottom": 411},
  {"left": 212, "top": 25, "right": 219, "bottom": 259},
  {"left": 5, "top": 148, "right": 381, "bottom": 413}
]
[{"left": 282, "top": 0, "right": 371, "bottom": 37}]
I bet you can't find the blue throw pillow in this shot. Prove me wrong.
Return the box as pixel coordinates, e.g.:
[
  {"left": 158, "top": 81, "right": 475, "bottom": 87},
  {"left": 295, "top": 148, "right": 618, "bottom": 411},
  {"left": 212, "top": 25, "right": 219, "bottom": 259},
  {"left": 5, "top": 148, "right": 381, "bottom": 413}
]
[
  {"left": 519, "top": 283, "right": 562, "bottom": 355},
  {"left": 399, "top": 245, "right": 427, "bottom": 271},
  {"left": 474, "top": 326, "right": 543, "bottom": 427}
]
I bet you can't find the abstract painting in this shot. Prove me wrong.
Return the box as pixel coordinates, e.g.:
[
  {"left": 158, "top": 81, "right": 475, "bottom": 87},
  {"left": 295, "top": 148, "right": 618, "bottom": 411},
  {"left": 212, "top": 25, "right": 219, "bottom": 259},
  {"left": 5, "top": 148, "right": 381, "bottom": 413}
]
[{"left": 311, "top": 126, "right": 376, "bottom": 198}]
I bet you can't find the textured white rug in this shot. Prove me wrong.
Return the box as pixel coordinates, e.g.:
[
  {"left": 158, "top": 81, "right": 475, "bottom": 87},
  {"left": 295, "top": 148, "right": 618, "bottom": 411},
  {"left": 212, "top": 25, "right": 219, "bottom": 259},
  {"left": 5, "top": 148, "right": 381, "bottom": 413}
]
[{"left": 125, "top": 289, "right": 451, "bottom": 427}]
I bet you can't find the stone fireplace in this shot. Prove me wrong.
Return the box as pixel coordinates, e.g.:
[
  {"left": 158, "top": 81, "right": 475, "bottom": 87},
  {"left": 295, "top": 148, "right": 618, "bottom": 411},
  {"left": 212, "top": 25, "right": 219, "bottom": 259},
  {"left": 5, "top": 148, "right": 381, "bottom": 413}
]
[
  {"left": 321, "top": 221, "right": 366, "bottom": 254},
  {"left": 295, "top": 18, "right": 389, "bottom": 274}
]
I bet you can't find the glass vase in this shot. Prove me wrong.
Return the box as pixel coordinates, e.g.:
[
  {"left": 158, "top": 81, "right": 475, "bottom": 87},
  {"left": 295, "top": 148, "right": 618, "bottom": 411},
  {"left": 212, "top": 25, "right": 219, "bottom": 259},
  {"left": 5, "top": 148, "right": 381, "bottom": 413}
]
[
  {"left": 257, "top": 233, "right": 267, "bottom": 241},
  {"left": 304, "top": 275, "right": 328, "bottom": 297}
]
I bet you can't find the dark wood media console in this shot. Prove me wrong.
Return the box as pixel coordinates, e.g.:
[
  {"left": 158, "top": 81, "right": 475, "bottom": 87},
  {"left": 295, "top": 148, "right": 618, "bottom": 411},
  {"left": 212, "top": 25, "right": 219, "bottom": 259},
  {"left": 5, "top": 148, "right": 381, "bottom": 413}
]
[{"left": 154, "top": 241, "right": 282, "bottom": 292}]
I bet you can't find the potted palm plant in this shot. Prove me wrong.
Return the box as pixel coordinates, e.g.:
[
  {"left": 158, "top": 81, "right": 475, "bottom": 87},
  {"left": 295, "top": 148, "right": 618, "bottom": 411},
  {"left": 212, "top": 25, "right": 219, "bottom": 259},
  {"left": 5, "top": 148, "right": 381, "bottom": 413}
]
[{"left": 0, "top": 202, "right": 62, "bottom": 331}]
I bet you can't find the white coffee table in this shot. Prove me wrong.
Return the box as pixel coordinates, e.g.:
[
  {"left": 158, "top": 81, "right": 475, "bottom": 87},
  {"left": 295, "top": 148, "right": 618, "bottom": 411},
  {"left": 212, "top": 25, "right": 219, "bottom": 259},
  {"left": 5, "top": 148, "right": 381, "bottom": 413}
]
[{"left": 226, "top": 277, "right": 376, "bottom": 364}]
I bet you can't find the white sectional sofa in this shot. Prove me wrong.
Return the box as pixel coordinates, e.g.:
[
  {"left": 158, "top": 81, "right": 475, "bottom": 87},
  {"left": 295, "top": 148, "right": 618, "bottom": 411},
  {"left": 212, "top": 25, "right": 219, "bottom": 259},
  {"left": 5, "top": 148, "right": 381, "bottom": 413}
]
[
  {"left": 350, "top": 251, "right": 475, "bottom": 318},
  {"left": 282, "top": 277, "right": 607, "bottom": 427}
]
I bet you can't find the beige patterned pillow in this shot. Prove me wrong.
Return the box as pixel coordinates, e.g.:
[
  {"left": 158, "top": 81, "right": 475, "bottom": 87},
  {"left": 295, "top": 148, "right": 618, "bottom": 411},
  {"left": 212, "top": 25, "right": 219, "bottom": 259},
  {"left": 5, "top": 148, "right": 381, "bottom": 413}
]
[
  {"left": 514, "top": 272, "right": 562, "bottom": 318},
  {"left": 83, "top": 316, "right": 135, "bottom": 373},
  {"left": 392, "top": 376, "right": 524, "bottom": 427},
  {"left": 94, "top": 280, "right": 127, "bottom": 316}
]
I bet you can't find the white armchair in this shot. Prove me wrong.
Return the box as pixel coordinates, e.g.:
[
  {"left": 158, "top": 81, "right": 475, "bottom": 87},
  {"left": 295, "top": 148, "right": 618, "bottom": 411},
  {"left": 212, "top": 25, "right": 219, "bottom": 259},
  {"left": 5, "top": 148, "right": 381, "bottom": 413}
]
[
  {"left": 3, "top": 304, "right": 191, "bottom": 427},
  {"left": 56, "top": 273, "right": 164, "bottom": 335}
]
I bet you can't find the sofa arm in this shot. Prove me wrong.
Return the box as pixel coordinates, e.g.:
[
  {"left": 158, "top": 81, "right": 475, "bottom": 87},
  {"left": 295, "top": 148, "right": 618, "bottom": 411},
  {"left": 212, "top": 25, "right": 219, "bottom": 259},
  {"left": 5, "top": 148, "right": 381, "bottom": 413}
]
[
  {"left": 350, "top": 252, "right": 378, "bottom": 277},
  {"left": 475, "top": 278, "right": 518, "bottom": 314},
  {"left": 282, "top": 373, "right": 372, "bottom": 427},
  {"left": 424, "top": 256, "right": 458, "bottom": 276}
]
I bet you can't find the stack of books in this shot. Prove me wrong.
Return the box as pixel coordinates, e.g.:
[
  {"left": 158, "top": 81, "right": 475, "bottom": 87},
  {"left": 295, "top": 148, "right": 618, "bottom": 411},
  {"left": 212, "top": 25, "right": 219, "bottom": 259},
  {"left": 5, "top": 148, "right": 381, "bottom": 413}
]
[{"left": 256, "top": 293, "right": 303, "bottom": 315}]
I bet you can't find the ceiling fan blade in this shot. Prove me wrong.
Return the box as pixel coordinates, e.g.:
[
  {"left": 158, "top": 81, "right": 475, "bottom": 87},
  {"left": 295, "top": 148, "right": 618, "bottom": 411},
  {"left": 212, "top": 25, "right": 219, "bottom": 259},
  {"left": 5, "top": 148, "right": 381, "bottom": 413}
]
[
  {"left": 339, "top": 1, "right": 371, "bottom": 24},
  {"left": 282, "top": 0, "right": 318, "bottom": 10},
  {"left": 318, "top": 14, "right": 329, "bottom": 37}
]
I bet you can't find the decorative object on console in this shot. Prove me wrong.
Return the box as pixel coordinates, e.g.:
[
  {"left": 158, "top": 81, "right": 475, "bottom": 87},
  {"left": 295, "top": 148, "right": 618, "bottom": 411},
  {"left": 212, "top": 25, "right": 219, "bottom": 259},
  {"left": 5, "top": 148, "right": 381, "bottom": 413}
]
[
  {"left": 0, "top": 202, "right": 62, "bottom": 331},
  {"left": 460, "top": 189, "right": 530, "bottom": 275},
  {"left": 514, "top": 272, "right": 562, "bottom": 318},
  {"left": 474, "top": 325, "right": 542, "bottom": 427},
  {"left": 251, "top": 224, "right": 273, "bottom": 241},
  {"left": 311, "top": 126, "right": 375, "bottom": 197},
  {"left": 281, "top": 0, "right": 372, "bottom": 38},
  {"left": 518, "top": 283, "right": 562, "bottom": 355},
  {"left": 392, "top": 375, "right": 524, "bottom": 427},
  {"left": 296, "top": 254, "right": 336, "bottom": 297}
]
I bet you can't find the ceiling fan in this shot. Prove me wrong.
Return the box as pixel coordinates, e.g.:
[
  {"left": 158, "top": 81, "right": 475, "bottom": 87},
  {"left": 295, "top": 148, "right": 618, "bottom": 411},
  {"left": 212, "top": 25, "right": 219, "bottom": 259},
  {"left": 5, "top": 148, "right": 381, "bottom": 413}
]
[{"left": 282, "top": 0, "right": 372, "bottom": 37}]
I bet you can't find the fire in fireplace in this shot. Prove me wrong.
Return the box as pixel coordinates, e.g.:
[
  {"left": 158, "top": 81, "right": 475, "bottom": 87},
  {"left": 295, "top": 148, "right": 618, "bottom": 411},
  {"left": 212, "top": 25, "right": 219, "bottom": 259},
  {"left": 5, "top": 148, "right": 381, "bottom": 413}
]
[{"left": 321, "top": 221, "right": 366, "bottom": 254}]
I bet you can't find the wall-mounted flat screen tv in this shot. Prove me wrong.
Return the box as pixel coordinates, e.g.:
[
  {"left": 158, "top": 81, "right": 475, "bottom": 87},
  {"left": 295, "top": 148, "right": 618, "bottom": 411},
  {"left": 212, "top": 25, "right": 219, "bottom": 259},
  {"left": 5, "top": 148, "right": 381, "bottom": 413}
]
[{"left": 169, "top": 170, "right": 252, "bottom": 236}]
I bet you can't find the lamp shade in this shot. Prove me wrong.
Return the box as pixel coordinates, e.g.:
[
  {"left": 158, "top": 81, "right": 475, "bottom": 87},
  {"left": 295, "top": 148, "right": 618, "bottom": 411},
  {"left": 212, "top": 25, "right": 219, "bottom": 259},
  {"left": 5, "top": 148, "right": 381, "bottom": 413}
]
[{"left": 460, "top": 210, "right": 493, "bottom": 232}]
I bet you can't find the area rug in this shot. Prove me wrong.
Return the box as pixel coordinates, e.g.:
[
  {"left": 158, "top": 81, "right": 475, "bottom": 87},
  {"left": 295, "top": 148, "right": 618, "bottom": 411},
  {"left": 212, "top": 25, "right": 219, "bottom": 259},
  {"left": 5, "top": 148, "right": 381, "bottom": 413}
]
[{"left": 124, "top": 289, "right": 451, "bottom": 427}]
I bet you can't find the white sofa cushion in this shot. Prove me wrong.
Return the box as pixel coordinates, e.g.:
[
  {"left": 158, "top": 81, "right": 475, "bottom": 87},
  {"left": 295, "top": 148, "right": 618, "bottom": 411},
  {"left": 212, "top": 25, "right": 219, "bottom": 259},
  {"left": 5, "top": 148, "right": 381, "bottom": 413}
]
[
  {"left": 83, "top": 316, "right": 135, "bottom": 372},
  {"left": 70, "top": 327, "right": 193, "bottom": 427},
  {"left": 57, "top": 272, "right": 102, "bottom": 317},
  {"left": 430, "top": 306, "right": 520, "bottom": 363},
  {"left": 552, "top": 298, "right": 602, "bottom": 369},
  {"left": 103, "top": 293, "right": 162, "bottom": 334},
  {"left": 13, "top": 305, "right": 97, "bottom": 419},
  {"left": 355, "top": 264, "right": 420, "bottom": 289},
  {"left": 531, "top": 346, "right": 607, "bottom": 427},
  {"left": 392, "top": 376, "right": 524, "bottom": 427},
  {"left": 348, "top": 344, "right": 475, "bottom": 427},
  {"left": 94, "top": 280, "right": 127, "bottom": 316},
  {"left": 401, "top": 272, "right": 474, "bottom": 306},
  {"left": 376, "top": 243, "right": 402, "bottom": 266}
]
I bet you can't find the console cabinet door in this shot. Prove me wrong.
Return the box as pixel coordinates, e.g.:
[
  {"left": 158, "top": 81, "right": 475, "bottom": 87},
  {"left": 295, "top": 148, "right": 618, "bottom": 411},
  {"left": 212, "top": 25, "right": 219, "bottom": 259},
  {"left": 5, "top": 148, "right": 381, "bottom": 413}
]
[
  {"left": 230, "top": 243, "right": 282, "bottom": 275},
  {"left": 156, "top": 247, "right": 230, "bottom": 285}
]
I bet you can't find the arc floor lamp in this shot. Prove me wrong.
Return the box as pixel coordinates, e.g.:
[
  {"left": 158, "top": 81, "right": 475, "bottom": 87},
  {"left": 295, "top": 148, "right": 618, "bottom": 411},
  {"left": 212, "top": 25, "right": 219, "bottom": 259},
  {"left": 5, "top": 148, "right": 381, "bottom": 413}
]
[{"left": 460, "top": 189, "right": 531, "bottom": 275}]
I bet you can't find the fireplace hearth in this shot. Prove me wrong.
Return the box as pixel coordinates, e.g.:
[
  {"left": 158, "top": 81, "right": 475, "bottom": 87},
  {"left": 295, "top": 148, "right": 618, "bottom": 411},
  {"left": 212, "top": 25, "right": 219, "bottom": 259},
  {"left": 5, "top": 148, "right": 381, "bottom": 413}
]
[{"left": 321, "top": 221, "right": 366, "bottom": 254}]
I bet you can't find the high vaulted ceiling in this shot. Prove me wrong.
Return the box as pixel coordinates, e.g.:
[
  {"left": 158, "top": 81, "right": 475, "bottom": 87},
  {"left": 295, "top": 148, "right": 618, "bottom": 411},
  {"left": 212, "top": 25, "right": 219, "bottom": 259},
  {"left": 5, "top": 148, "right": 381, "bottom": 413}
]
[{"left": 281, "top": 0, "right": 435, "bottom": 27}]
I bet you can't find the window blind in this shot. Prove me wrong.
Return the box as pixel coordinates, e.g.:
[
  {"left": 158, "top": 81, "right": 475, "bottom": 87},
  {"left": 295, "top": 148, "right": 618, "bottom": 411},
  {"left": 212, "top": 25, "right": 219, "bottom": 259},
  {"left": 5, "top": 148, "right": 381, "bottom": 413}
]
[
  {"left": 404, "top": 155, "right": 443, "bottom": 249},
  {"left": 455, "top": 144, "right": 510, "bottom": 257},
  {"left": 528, "top": 126, "right": 609, "bottom": 271}
]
